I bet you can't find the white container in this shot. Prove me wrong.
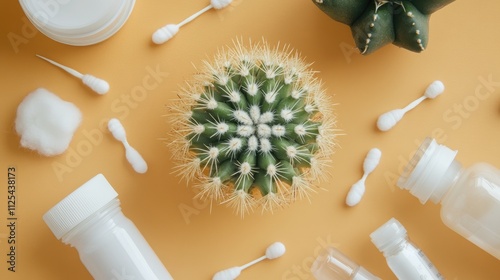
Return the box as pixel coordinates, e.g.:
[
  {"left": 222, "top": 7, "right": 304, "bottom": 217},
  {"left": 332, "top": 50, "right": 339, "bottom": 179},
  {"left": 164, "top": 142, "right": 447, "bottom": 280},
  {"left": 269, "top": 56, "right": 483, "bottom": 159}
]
[
  {"left": 19, "top": 0, "right": 135, "bottom": 46},
  {"left": 370, "top": 218, "right": 444, "bottom": 280},
  {"left": 43, "top": 174, "right": 174, "bottom": 280},
  {"left": 398, "top": 137, "right": 500, "bottom": 259},
  {"left": 311, "top": 247, "right": 380, "bottom": 280}
]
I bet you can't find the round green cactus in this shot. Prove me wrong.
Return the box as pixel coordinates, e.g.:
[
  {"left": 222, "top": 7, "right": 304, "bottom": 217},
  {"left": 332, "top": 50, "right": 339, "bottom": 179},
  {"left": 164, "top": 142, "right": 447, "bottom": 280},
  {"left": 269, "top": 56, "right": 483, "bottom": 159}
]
[
  {"left": 167, "top": 40, "right": 338, "bottom": 217},
  {"left": 313, "top": 0, "right": 454, "bottom": 54}
]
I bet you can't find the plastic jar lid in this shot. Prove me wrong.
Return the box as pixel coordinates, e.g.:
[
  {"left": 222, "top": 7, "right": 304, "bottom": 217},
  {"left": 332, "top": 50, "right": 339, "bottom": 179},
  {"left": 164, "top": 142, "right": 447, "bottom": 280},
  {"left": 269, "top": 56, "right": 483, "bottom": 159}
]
[
  {"left": 19, "top": 0, "right": 135, "bottom": 46},
  {"left": 43, "top": 174, "right": 118, "bottom": 239}
]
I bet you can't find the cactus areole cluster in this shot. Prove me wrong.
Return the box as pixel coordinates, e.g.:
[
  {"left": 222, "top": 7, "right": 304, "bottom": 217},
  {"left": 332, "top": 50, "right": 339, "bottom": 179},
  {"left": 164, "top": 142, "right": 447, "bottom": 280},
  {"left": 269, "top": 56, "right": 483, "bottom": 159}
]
[
  {"left": 168, "top": 40, "right": 338, "bottom": 217},
  {"left": 313, "top": 0, "right": 455, "bottom": 54}
]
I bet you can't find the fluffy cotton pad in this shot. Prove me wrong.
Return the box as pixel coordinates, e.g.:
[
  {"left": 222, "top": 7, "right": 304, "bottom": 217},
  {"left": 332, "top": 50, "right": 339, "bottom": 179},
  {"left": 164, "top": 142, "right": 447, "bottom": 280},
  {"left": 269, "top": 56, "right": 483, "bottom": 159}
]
[{"left": 15, "top": 88, "right": 82, "bottom": 156}]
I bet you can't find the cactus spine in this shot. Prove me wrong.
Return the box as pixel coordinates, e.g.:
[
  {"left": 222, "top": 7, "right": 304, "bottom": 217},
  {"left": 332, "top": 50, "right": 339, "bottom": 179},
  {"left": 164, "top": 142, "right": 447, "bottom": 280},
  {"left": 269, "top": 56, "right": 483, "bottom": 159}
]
[{"left": 167, "top": 40, "right": 338, "bottom": 217}]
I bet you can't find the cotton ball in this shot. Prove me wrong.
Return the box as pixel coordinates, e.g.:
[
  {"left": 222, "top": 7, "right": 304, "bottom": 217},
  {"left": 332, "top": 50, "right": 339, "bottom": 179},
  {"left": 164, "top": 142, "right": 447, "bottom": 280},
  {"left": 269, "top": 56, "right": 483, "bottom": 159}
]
[{"left": 15, "top": 88, "right": 82, "bottom": 156}]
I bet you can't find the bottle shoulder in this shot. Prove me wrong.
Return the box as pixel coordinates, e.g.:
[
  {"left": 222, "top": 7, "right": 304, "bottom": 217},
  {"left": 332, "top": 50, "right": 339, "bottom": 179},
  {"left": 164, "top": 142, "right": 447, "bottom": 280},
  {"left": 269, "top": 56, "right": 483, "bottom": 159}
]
[
  {"left": 441, "top": 161, "right": 500, "bottom": 215},
  {"left": 453, "top": 163, "right": 500, "bottom": 188},
  {"left": 464, "top": 162, "right": 499, "bottom": 172}
]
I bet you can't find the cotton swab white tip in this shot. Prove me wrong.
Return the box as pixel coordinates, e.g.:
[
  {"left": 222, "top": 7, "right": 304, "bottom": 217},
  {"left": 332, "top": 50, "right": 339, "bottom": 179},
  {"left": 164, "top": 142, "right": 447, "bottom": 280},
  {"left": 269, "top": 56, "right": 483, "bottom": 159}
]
[
  {"left": 211, "top": 0, "right": 233, "bottom": 9},
  {"left": 377, "top": 109, "right": 405, "bottom": 131},
  {"left": 108, "top": 118, "right": 127, "bottom": 142},
  {"left": 377, "top": 81, "right": 445, "bottom": 131},
  {"left": 152, "top": 24, "right": 179, "bottom": 44},
  {"left": 424, "top": 80, "right": 445, "bottom": 99},
  {"left": 108, "top": 118, "right": 148, "bottom": 174},
  {"left": 36, "top": 54, "right": 109, "bottom": 95},
  {"left": 212, "top": 241, "right": 286, "bottom": 280},
  {"left": 212, "top": 267, "right": 241, "bottom": 280},
  {"left": 153, "top": 1, "right": 233, "bottom": 45},
  {"left": 346, "top": 180, "right": 365, "bottom": 207},
  {"left": 125, "top": 145, "right": 148, "bottom": 174},
  {"left": 265, "top": 242, "right": 286, "bottom": 259},
  {"left": 363, "top": 148, "right": 382, "bottom": 174},
  {"left": 346, "top": 148, "right": 382, "bottom": 207},
  {"left": 82, "top": 74, "right": 109, "bottom": 95}
]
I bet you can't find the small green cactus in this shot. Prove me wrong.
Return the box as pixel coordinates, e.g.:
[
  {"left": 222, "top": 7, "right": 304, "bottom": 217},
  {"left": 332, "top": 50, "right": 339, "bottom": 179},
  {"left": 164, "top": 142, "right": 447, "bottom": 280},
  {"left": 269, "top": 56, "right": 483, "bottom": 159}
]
[
  {"left": 167, "top": 40, "right": 338, "bottom": 217},
  {"left": 313, "top": 0, "right": 454, "bottom": 54}
]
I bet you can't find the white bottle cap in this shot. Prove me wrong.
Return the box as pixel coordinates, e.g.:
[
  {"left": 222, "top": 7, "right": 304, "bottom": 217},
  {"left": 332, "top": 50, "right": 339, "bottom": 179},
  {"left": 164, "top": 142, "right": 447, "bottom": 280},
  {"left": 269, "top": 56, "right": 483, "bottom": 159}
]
[
  {"left": 397, "top": 137, "right": 458, "bottom": 204},
  {"left": 370, "top": 218, "right": 407, "bottom": 253},
  {"left": 43, "top": 174, "right": 118, "bottom": 239}
]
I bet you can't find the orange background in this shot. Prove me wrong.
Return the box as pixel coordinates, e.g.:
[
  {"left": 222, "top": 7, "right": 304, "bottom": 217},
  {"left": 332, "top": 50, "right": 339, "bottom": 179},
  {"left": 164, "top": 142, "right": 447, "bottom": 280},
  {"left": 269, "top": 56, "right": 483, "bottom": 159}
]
[{"left": 1, "top": 0, "right": 500, "bottom": 279}]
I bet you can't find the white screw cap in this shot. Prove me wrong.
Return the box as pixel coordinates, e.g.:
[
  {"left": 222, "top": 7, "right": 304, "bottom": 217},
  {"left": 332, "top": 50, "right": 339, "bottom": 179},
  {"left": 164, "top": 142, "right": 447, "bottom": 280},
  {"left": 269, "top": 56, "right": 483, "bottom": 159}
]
[
  {"left": 43, "top": 174, "right": 118, "bottom": 239},
  {"left": 370, "top": 218, "right": 407, "bottom": 252}
]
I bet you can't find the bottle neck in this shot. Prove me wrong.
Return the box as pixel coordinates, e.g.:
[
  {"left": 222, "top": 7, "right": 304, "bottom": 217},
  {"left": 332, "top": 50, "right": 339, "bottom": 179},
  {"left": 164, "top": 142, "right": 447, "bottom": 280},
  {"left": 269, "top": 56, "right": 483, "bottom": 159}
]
[
  {"left": 429, "top": 160, "right": 462, "bottom": 204},
  {"left": 379, "top": 235, "right": 408, "bottom": 258},
  {"left": 398, "top": 137, "right": 462, "bottom": 204},
  {"left": 61, "top": 198, "right": 122, "bottom": 248}
]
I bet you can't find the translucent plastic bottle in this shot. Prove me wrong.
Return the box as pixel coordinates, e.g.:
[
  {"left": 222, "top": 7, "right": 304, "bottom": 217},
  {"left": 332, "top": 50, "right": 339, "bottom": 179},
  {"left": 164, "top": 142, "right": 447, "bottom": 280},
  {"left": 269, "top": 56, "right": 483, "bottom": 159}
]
[
  {"left": 43, "top": 174, "right": 174, "bottom": 280},
  {"left": 311, "top": 247, "right": 380, "bottom": 280},
  {"left": 370, "top": 218, "right": 444, "bottom": 280},
  {"left": 398, "top": 137, "right": 500, "bottom": 259}
]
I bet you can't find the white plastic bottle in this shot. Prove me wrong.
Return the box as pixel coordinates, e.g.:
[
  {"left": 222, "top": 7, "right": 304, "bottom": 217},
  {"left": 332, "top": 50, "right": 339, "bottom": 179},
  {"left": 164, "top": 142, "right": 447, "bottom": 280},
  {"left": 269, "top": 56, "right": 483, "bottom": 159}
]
[
  {"left": 398, "top": 137, "right": 500, "bottom": 259},
  {"left": 370, "top": 218, "right": 444, "bottom": 280},
  {"left": 43, "top": 174, "right": 174, "bottom": 280},
  {"left": 311, "top": 247, "right": 381, "bottom": 280}
]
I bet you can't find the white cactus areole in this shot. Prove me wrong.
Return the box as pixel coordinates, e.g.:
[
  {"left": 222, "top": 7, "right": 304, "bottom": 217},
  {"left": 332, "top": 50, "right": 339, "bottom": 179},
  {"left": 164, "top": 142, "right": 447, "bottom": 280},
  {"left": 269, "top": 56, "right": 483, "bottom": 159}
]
[{"left": 167, "top": 39, "right": 338, "bottom": 217}]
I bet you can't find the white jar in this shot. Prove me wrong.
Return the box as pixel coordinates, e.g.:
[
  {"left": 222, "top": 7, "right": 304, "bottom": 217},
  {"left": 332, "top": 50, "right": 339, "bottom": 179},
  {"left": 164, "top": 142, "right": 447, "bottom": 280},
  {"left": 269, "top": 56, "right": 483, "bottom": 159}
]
[
  {"left": 398, "top": 137, "right": 500, "bottom": 259},
  {"left": 19, "top": 0, "right": 135, "bottom": 46},
  {"left": 311, "top": 247, "right": 380, "bottom": 280},
  {"left": 370, "top": 218, "right": 444, "bottom": 280},
  {"left": 43, "top": 174, "right": 174, "bottom": 280}
]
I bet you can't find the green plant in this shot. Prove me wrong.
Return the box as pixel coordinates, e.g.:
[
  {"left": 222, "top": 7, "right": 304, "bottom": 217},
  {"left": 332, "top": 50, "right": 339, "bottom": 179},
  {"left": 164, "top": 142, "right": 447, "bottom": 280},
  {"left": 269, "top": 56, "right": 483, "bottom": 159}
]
[
  {"left": 312, "top": 0, "right": 454, "bottom": 54},
  {"left": 167, "top": 40, "right": 338, "bottom": 217}
]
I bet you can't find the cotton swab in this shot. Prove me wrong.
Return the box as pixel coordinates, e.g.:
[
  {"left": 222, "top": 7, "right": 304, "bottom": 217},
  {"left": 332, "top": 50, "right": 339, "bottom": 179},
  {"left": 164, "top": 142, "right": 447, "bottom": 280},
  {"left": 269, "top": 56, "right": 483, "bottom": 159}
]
[
  {"left": 152, "top": 0, "right": 233, "bottom": 44},
  {"left": 377, "top": 80, "right": 445, "bottom": 131},
  {"left": 346, "top": 148, "right": 382, "bottom": 207},
  {"left": 212, "top": 241, "right": 286, "bottom": 280},
  {"left": 36, "top": 54, "right": 110, "bottom": 95},
  {"left": 108, "top": 118, "right": 148, "bottom": 174}
]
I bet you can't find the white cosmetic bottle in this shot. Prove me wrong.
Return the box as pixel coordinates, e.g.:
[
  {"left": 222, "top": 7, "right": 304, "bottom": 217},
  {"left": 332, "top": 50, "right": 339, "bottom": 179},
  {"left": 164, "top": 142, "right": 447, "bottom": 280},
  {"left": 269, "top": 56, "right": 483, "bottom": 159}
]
[
  {"left": 398, "top": 137, "right": 500, "bottom": 259},
  {"left": 370, "top": 218, "right": 444, "bottom": 280},
  {"left": 43, "top": 174, "right": 174, "bottom": 280}
]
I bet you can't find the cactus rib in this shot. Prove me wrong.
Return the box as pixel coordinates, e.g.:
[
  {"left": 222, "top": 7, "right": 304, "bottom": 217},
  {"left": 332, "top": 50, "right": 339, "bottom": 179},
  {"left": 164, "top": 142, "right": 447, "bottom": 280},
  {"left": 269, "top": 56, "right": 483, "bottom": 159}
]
[{"left": 313, "top": 0, "right": 455, "bottom": 54}]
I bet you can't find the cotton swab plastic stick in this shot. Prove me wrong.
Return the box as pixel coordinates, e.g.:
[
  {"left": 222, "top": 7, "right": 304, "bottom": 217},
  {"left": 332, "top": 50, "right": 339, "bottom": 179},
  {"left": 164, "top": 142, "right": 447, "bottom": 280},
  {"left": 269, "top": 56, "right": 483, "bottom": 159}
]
[
  {"left": 152, "top": 0, "right": 233, "bottom": 44},
  {"left": 346, "top": 148, "right": 382, "bottom": 207},
  {"left": 108, "top": 118, "right": 148, "bottom": 174},
  {"left": 212, "top": 242, "right": 286, "bottom": 280},
  {"left": 36, "top": 54, "right": 110, "bottom": 95},
  {"left": 377, "top": 80, "right": 445, "bottom": 131}
]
